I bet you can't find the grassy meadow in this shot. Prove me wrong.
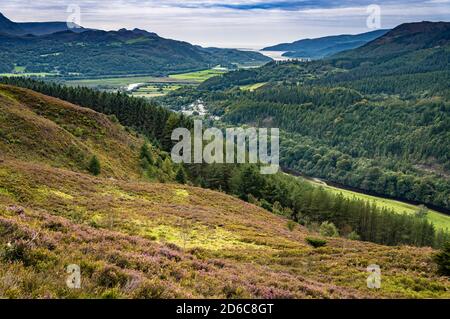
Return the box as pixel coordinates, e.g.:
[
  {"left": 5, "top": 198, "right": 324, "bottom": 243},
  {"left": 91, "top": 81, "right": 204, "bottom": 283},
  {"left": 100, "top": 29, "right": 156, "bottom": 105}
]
[
  {"left": 305, "top": 178, "right": 450, "bottom": 231},
  {"left": 131, "top": 84, "right": 184, "bottom": 98},
  {"left": 239, "top": 82, "right": 267, "bottom": 91},
  {"left": 169, "top": 68, "right": 227, "bottom": 82},
  {"left": 64, "top": 76, "right": 185, "bottom": 90}
]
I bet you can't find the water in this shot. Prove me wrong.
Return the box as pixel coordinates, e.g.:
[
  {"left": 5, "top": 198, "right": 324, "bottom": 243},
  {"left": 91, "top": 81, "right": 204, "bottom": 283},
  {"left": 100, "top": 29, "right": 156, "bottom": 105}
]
[{"left": 257, "top": 50, "right": 290, "bottom": 61}]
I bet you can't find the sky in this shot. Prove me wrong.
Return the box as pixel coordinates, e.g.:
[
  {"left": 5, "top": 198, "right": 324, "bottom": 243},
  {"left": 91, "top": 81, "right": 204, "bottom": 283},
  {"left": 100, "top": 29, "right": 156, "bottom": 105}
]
[{"left": 1, "top": 0, "right": 449, "bottom": 48}]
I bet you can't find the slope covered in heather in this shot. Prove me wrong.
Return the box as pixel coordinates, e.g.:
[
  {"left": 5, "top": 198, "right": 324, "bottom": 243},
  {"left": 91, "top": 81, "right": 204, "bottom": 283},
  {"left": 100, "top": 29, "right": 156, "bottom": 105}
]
[
  {"left": 0, "top": 84, "right": 144, "bottom": 179},
  {"left": 0, "top": 85, "right": 449, "bottom": 299}
]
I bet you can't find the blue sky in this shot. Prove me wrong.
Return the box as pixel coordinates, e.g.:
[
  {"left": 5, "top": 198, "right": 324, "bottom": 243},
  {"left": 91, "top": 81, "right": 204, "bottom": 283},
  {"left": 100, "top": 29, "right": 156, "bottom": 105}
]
[{"left": 1, "top": 0, "right": 449, "bottom": 48}]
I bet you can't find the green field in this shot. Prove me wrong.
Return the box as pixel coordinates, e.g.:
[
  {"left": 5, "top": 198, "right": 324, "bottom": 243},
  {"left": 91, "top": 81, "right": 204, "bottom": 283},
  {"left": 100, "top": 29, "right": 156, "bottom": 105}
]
[
  {"left": 13, "top": 65, "right": 26, "bottom": 73},
  {"left": 65, "top": 76, "right": 171, "bottom": 88},
  {"left": 65, "top": 75, "right": 199, "bottom": 92},
  {"left": 305, "top": 178, "right": 450, "bottom": 231},
  {"left": 239, "top": 82, "right": 267, "bottom": 91},
  {"left": 0, "top": 72, "right": 55, "bottom": 77},
  {"left": 131, "top": 84, "right": 183, "bottom": 98},
  {"left": 169, "top": 68, "right": 227, "bottom": 82}
]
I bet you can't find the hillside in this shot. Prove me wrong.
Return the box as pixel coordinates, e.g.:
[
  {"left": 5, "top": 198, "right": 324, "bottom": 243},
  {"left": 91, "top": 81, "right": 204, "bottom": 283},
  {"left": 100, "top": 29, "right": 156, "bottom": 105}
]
[
  {"left": 0, "top": 85, "right": 143, "bottom": 180},
  {"left": 0, "top": 13, "right": 25, "bottom": 35},
  {"left": 0, "top": 27, "right": 271, "bottom": 77},
  {"left": 263, "top": 29, "right": 389, "bottom": 59},
  {"left": 0, "top": 85, "right": 449, "bottom": 298},
  {"left": 336, "top": 22, "right": 450, "bottom": 59},
  {"left": 0, "top": 12, "right": 87, "bottom": 36}
]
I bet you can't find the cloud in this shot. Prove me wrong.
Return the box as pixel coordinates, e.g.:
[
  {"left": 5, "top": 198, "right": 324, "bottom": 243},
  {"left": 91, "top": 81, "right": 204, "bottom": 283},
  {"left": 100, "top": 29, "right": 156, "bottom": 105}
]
[{"left": 1, "top": 0, "right": 449, "bottom": 48}]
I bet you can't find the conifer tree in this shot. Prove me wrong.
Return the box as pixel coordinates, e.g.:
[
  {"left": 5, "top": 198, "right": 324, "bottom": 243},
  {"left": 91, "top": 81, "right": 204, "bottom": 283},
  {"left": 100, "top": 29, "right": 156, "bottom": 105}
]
[
  {"left": 88, "top": 156, "right": 101, "bottom": 176},
  {"left": 176, "top": 167, "right": 187, "bottom": 184}
]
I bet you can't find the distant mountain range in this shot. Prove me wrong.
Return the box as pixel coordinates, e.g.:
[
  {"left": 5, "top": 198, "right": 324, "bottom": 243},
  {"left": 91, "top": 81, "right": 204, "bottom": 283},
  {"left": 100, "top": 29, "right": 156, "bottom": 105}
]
[
  {"left": 263, "top": 29, "right": 390, "bottom": 59},
  {"left": 0, "top": 13, "right": 271, "bottom": 77},
  {"left": 0, "top": 12, "right": 87, "bottom": 35},
  {"left": 335, "top": 21, "right": 450, "bottom": 59}
]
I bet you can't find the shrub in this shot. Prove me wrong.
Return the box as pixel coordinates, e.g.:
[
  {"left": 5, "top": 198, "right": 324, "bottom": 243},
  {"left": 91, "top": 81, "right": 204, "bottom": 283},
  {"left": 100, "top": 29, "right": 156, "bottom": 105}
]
[
  {"left": 101, "top": 288, "right": 122, "bottom": 299},
  {"left": 108, "top": 114, "right": 119, "bottom": 123},
  {"left": 1, "top": 241, "right": 31, "bottom": 264},
  {"left": 305, "top": 237, "right": 327, "bottom": 248},
  {"left": 287, "top": 221, "right": 297, "bottom": 232},
  {"left": 88, "top": 155, "right": 101, "bottom": 176},
  {"left": 347, "top": 231, "right": 361, "bottom": 241},
  {"left": 134, "top": 280, "right": 167, "bottom": 299},
  {"left": 140, "top": 143, "right": 154, "bottom": 166},
  {"left": 73, "top": 127, "right": 85, "bottom": 138},
  {"left": 434, "top": 242, "right": 450, "bottom": 276},
  {"left": 260, "top": 199, "right": 272, "bottom": 211},
  {"left": 247, "top": 194, "right": 259, "bottom": 205},
  {"left": 95, "top": 266, "right": 129, "bottom": 288},
  {"left": 175, "top": 167, "right": 187, "bottom": 184},
  {"left": 319, "top": 221, "right": 339, "bottom": 237},
  {"left": 272, "top": 201, "right": 283, "bottom": 215}
]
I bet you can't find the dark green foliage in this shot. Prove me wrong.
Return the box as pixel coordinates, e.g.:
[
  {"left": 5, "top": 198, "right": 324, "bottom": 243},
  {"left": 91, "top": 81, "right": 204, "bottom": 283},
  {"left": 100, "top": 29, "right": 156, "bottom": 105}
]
[
  {"left": 347, "top": 231, "right": 361, "bottom": 241},
  {"left": 88, "top": 156, "right": 101, "bottom": 176},
  {"left": 305, "top": 237, "right": 327, "bottom": 248},
  {"left": 320, "top": 221, "right": 339, "bottom": 237},
  {"left": 175, "top": 167, "right": 187, "bottom": 184},
  {"left": 434, "top": 242, "right": 450, "bottom": 276},
  {"left": 1, "top": 241, "right": 31, "bottom": 264},
  {"left": 140, "top": 143, "right": 154, "bottom": 167},
  {"left": 287, "top": 220, "right": 297, "bottom": 231}
]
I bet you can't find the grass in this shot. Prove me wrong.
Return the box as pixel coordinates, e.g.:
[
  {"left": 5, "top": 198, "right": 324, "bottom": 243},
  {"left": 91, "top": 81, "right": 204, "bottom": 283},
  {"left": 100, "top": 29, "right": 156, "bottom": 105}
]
[
  {"left": 131, "top": 84, "right": 183, "bottom": 98},
  {"left": 13, "top": 66, "right": 26, "bottom": 73},
  {"left": 65, "top": 76, "right": 196, "bottom": 92},
  {"left": 66, "top": 76, "right": 167, "bottom": 88},
  {"left": 239, "top": 82, "right": 267, "bottom": 91},
  {"left": 306, "top": 178, "right": 450, "bottom": 231},
  {"left": 0, "top": 73, "right": 55, "bottom": 78},
  {"left": 169, "top": 68, "right": 227, "bottom": 82}
]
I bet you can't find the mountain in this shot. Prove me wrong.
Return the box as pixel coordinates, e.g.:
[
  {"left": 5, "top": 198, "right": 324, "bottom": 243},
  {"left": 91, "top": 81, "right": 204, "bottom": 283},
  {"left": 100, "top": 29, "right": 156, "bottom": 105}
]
[
  {"left": 0, "top": 12, "right": 25, "bottom": 35},
  {"left": 0, "top": 12, "right": 87, "bottom": 36},
  {"left": 335, "top": 21, "right": 450, "bottom": 59},
  {"left": 0, "top": 27, "right": 271, "bottom": 76},
  {"left": 262, "top": 29, "right": 389, "bottom": 59},
  {"left": 1, "top": 83, "right": 448, "bottom": 298},
  {"left": 326, "top": 21, "right": 450, "bottom": 85}
]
